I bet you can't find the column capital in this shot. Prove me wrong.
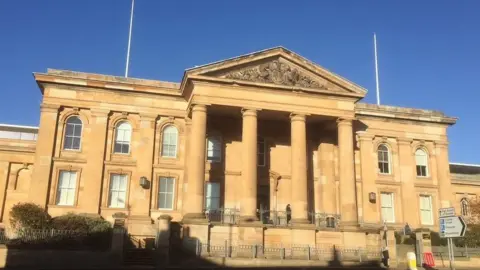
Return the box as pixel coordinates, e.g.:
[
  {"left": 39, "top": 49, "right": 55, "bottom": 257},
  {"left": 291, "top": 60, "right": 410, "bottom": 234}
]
[
  {"left": 139, "top": 113, "right": 158, "bottom": 121},
  {"left": 289, "top": 113, "right": 306, "bottom": 122},
  {"left": 356, "top": 131, "right": 374, "bottom": 142},
  {"left": 397, "top": 138, "right": 413, "bottom": 145},
  {"left": 336, "top": 117, "right": 353, "bottom": 126},
  {"left": 191, "top": 104, "right": 207, "bottom": 113},
  {"left": 40, "top": 103, "right": 60, "bottom": 113},
  {"left": 434, "top": 140, "right": 449, "bottom": 148},
  {"left": 90, "top": 108, "right": 110, "bottom": 117},
  {"left": 241, "top": 108, "right": 258, "bottom": 117}
]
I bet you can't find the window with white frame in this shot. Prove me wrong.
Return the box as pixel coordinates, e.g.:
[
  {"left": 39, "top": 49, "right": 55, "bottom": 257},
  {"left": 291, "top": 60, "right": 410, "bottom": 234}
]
[
  {"left": 63, "top": 116, "right": 82, "bottom": 150},
  {"left": 415, "top": 149, "right": 429, "bottom": 177},
  {"left": 420, "top": 195, "right": 434, "bottom": 225},
  {"left": 114, "top": 121, "right": 132, "bottom": 154},
  {"left": 258, "top": 137, "right": 266, "bottom": 167},
  {"left": 204, "top": 182, "right": 220, "bottom": 210},
  {"left": 377, "top": 144, "right": 390, "bottom": 174},
  {"left": 158, "top": 177, "right": 175, "bottom": 210},
  {"left": 381, "top": 192, "right": 395, "bottom": 223},
  {"left": 56, "top": 171, "right": 77, "bottom": 206},
  {"left": 206, "top": 136, "right": 221, "bottom": 162},
  {"left": 108, "top": 174, "right": 128, "bottom": 208},
  {"left": 461, "top": 198, "right": 470, "bottom": 216},
  {"left": 161, "top": 126, "right": 178, "bottom": 158}
]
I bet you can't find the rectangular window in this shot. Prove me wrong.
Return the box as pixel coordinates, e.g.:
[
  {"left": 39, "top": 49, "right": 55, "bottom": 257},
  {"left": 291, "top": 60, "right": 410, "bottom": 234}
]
[
  {"left": 420, "top": 195, "right": 433, "bottom": 225},
  {"left": 204, "top": 182, "right": 220, "bottom": 210},
  {"left": 158, "top": 177, "right": 175, "bottom": 210},
  {"left": 381, "top": 192, "right": 395, "bottom": 223},
  {"left": 378, "top": 151, "right": 390, "bottom": 174},
  {"left": 108, "top": 174, "right": 128, "bottom": 208},
  {"left": 56, "top": 171, "right": 77, "bottom": 206},
  {"left": 206, "top": 137, "right": 221, "bottom": 162},
  {"left": 416, "top": 165, "right": 427, "bottom": 177},
  {"left": 258, "top": 138, "right": 266, "bottom": 167}
]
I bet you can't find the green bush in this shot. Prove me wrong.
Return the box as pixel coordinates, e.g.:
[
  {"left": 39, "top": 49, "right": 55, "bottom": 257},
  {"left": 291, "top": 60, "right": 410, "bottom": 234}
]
[
  {"left": 51, "top": 213, "right": 111, "bottom": 233},
  {"left": 9, "top": 203, "right": 51, "bottom": 230}
]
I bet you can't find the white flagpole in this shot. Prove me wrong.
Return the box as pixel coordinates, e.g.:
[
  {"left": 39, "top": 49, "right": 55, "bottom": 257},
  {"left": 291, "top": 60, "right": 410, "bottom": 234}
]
[
  {"left": 374, "top": 33, "right": 381, "bottom": 105},
  {"left": 125, "top": 0, "right": 135, "bottom": 78}
]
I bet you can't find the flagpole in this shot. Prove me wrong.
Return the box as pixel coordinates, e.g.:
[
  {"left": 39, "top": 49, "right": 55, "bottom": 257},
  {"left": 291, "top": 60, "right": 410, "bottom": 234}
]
[
  {"left": 125, "top": 0, "right": 135, "bottom": 78},
  {"left": 374, "top": 33, "right": 381, "bottom": 105}
]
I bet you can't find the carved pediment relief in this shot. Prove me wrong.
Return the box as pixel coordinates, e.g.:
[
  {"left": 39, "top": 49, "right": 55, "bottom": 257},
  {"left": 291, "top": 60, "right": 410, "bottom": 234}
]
[
  {"left": 186, "top": 47, "right": 367, "bottom": 96},
  {"left": 224, "top": 59, "right": 324, "bottom": 90}
]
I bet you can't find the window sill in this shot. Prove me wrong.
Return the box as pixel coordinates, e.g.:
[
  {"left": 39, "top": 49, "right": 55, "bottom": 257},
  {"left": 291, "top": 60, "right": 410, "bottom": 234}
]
[
  {"left": 416, "top": 176, "right": 432, "bottom": 180},
  {"left": 151, "top": 209, "right": 180, "bottom": 213},
  {"left": 47, "top": 204, "right": 77, "bottom": 209},
  {"left": 104, "top": 160, "right": 136, "bottom": 167},
  {"left": 377, "top": 173, "right": 394, "bottom": 180},
  {"left": 100, "top": 207, "right": 129, "bottom": 211}
]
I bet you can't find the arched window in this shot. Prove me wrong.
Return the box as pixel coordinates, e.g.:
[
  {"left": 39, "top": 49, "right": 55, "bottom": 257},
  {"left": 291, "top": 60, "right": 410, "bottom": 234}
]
[
  {"left": 114, "top": 121, "right": 132, "bottom": 154},
  {"left": 63, "top": 116, "right": 83, "bottom": 150},
  {"left": 415, "top": 149, "right": 429, "bottom": 177},
  {"left": 377, "top": 144, "right": 390, "bottom": 174},
  {"left": 161, "top": 125, "right": 178, "bottom": 158},
  {"left": 461, "top": 198, "right": 470, "bottom": 216}
]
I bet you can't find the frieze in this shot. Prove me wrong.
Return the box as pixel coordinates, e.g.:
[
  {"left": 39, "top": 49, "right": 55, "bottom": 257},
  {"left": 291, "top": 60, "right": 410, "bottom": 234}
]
[{"left": 224, "top": 60, "right": 325, "bottom": 89}]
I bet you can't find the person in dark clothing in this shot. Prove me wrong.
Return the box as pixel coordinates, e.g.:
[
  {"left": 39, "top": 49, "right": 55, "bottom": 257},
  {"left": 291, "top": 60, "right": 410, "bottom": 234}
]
[
  {"left": 286, "top": 204, "right": 292, "bottom": 225},
  {"left": 381, "top": 246, "right": 390, "bottom": 268}
]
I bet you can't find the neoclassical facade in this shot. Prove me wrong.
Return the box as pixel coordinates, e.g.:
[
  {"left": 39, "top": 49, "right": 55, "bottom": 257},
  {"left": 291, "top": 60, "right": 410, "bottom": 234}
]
[{"left": 0, "top": 47, "right": 478, "bottom": 249}]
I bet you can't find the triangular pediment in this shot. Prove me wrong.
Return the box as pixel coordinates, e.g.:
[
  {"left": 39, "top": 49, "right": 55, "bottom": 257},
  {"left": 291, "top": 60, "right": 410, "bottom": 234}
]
[{"left": 183, "top": 47, "right": 367, "bottom": 97}]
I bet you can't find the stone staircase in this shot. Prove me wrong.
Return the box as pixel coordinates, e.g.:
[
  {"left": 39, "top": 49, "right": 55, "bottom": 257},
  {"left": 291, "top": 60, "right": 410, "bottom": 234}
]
[{"left": 124, "top": 249, "right": 155, "bottom": 267}]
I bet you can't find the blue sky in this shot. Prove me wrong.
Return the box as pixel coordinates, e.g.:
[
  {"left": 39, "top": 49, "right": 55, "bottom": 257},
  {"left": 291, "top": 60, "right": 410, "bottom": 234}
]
[{"left": 0, "top": 1, "right": 478, "bottom": 163}]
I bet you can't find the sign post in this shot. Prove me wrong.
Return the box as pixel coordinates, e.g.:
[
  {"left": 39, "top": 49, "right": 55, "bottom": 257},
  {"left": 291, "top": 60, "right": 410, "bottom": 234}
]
[{"left": 439, "top": 207, "right": 467, "bottom": 270}]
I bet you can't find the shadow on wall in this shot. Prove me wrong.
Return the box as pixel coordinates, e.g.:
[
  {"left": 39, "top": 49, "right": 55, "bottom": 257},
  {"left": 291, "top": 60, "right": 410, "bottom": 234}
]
[{"left": 169, "top": 239, "right": 385, "bottom": 270}]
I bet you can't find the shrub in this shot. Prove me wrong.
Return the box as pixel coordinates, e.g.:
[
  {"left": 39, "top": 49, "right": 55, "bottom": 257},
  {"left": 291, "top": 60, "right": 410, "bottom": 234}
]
[
  {"left": 51, "top": 213, "right": 111, "bottom": 233},
  {"left": 9, "top": 203, "right": 51, "bottom": 230}
]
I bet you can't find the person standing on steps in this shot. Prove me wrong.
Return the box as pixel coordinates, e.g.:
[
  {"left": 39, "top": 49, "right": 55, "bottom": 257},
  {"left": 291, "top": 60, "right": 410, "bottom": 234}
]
[
  {"left": 286, "top": 204, "right": 292, "bottom": 225},
  {"left": 381, "top": 246, "right": 390, "bottom": 268}
]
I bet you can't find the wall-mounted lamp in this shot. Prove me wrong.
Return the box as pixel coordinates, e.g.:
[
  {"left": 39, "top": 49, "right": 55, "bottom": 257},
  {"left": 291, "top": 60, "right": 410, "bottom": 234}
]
[
  {"left": 140, "top": 176, "right": 150, "bottom": 189},
  {"left": 369, "top": 192, "right": 376, "bottom": 203}
]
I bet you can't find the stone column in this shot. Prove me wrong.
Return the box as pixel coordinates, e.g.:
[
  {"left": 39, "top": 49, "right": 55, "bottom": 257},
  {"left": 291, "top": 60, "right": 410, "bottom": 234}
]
[
  {"left": 29, "top": 104, "right": 60, "bottom": 206},
  {"left": 240, "top": 108, "right": 258, "bottom": 221},
  {"left": 435, "top": 141, "right": 453, "bottom": 208},
  {"left": 337, "top": 118, "right": 358, "bottom": 225},
  {"left": 398, "top": 138, "right": 418, "bottom": 227},
  {"left": 357, "top": 132, "right": 377, "bottom": 224},
  {"left": 290, "top": 113, "right": 308, "bottom": 223},
  {"left": 83, "top": 109, "right": 109, "bottom": 213},
  {"left": 184, "top": 104, "right": 207, "bottom": 220}
]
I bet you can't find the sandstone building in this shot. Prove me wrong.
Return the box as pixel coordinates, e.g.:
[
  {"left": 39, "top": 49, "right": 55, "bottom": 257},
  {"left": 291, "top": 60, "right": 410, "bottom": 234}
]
[{"left": 0, "top": 47, "right": 478, "bottom": 250}]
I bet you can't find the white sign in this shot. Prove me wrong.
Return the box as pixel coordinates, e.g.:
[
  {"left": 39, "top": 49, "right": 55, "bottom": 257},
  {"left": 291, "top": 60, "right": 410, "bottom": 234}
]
[
  {"left": 439, "top": 207, "right": 456, "bottom": 218},
  {"left": 440, "top": 216, "right": 467, "bottom": 238}
]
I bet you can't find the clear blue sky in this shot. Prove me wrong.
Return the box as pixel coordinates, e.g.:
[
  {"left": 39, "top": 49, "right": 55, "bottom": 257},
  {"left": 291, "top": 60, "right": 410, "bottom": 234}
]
[{"left": 0, "top": 1, "right": 478, "bottom": 163}]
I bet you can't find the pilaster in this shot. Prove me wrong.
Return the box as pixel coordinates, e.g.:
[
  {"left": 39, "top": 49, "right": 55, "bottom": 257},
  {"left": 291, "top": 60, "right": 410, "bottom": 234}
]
[
  {"left": 435, "top": 140, "right": 453, "bottom": 208},
  {"left": 398, "top": 138, "right": 418, "bottom": 228},
  {"left": 29, "top": 103, "right": 60, "bottom": 206},
  {"left": 357, "top": 132, "right": 377, "bottom": 224}
]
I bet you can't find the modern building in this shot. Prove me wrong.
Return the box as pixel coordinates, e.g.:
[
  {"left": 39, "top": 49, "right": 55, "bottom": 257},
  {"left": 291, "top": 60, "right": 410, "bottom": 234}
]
[{"left": 0, "top": 47, "right": 478, "bottom": 250}]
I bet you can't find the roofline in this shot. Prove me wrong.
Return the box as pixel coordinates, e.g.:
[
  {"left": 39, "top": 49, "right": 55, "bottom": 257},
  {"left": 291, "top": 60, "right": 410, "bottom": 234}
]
[
  {"left": 450, "top": 162, "right": 480, "bottom": 168},
  {"left": 0, "top": 124, "right": 39, "bottom": 130}
]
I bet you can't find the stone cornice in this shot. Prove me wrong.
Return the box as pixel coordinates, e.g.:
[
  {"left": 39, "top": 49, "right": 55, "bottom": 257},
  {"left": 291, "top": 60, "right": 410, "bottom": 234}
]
[
  {"left": 34, "top": 70, "right": 181, "bottom": 96},
  {"left": 355, "top": 103, "right": 457, "bottom": 125}
]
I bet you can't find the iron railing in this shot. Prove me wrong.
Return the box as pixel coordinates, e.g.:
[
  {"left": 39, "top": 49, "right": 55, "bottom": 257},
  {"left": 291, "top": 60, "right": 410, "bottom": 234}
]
[
  {"left": 309, "top": 212, "right": 341, "bottom": 229},
  {"left": 204, "top": 208, "right": 240, "bottom": 224},
  {"left": 186, "top": 239, "right": 381, "bottom": 262},
  {"left": 258, "top": 210, "right": 290, "bottom": 227}
]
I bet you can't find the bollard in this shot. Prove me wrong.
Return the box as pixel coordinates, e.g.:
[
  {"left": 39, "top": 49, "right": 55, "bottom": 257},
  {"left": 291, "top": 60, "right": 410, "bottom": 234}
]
[
  {"left": 358, "top": 248, "right": 362, "bottom": 263},
  {"left": 252, "top": 245, "right": 257, "bottom": 258},
  {"left": 407, "top": 252, "right": 417, "bottom": 270},
  {"left": 281, "top": 248, "right": 285, "bottom": 260},
  {"left": 307, "top": 246, "right": 311, "bottom": 260}
]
